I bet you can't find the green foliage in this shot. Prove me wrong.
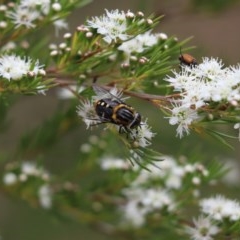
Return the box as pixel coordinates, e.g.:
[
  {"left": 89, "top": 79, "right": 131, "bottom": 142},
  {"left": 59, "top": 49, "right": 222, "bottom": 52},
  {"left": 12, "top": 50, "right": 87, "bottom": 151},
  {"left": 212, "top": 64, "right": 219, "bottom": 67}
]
[{"left": 18, "top": 101, "right": 79, "bottom": 157}]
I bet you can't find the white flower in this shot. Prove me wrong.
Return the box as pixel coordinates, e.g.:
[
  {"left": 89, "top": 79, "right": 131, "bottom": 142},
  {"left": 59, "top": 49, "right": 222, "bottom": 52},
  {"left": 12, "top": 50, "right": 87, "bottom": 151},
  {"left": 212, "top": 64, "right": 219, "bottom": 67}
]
[
  {"left": 87, "top": 9, "right": 129, "bottom": 44},
  {"left": 20, "top": 0, "right": 51, "bottom": 15},
  {"left": 100, "top": 157, "right": 130, "bottom": 170},
  {"left": 200, "top": 195, "right": 240, "bottom": 221},
  {"left": 120, "top": 186, "right": 175, "bottom": 228},
  {"left": 168, "top": 104, "right": 199, "bottom": 138},
  {"left": 122, "top": 186, "right": 175, "bottom": 220},
  {"left": 164, "top": 57, "right": 240, "bottom": 137},
  {"left": 185, "top": 215, "right": 220, "bottom": 240},
  {"left": 166, "top": 57, "right": 240, "bottom": 108},
  {"left": 118, "top": 38, "right": 144, "bottom": 56},
  {"left": 120, "top": 200, "right": 146, "bottom": 227},
  {"left": 0, "top": 54, "right": 44, "bottom": 81},
  {"left": 131, "top": 155, "right": 185, "bottom": 190},
  {"left": 120, "top": 187, "right": 150, "bottom": 227},
  {"left": 3, "top": 172, "right": 17, "bottom": 185},
  {"left": 141, "top": 188, "right": 175, "bottom": 211},
  {"left": 77, "top": 99, "right": 100, "bottom": 129},
  {"left": 165, "top": 68, "right": 195, "bottom": 91},
  {"left": 0, "top": 54, "right": 29, "bottom": 80},
  {"left": 31, "top": 59, "right": 45, "bottom": 75},
  {"left": 38, "top": 184, "right": 52, "bottom": 209},
  {"left": 192, "top": 176, "right": 201, "bottom": 185},
  {"left": 118, "top": 31, "right": 159, "bottom": 58},
  {"left": 130, "top": 121, "right": 155, "bottom": 147},
  {"left": 20, "top": 161, "right": 50, "bottom": 180},
  {"left": 80, "top": 143, "right": 92, "bottom": 153},
  {"left": 7, "top": 6, "right": 40, "bottom": 28},
  {"left": 3, "top": 160, "right": 51, "bottom": 196},
  {"left": 195, "top": 57, "right": 225, "bottom": 80},
  {"left": 52, "top": 19, "right": 68, "bottom": 36},
  {"left": 221, "top": 158, "right": 240, "bottom": 186},
  {"left": 21, "top": 162, "right": 39, "bottom": 176},
  {"left": 184, "top": 164, "right": 195, "bottom": 173},
  {"left": 165, "top": 165, "right": 185, "bottom": 189}
]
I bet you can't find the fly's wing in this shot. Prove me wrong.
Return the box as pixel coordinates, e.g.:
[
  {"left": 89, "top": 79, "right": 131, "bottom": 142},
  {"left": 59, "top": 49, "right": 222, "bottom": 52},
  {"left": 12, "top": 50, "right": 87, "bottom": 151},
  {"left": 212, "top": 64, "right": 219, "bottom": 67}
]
[
  {"left": 92, "top": 85, "right": 111, "bottom": 98},
  {"left": 92, "top": 84, "right": 128, "bottom": 103}
]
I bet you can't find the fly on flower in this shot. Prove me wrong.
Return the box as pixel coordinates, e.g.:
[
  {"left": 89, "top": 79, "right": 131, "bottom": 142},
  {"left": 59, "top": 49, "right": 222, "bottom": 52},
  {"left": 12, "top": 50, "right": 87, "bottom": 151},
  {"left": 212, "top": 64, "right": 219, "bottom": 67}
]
[
  {"left": 78, "top": 85, "right": 141, "bottom": 135},
  {"left": 78, "top": 86, "right": 155, "bottom": 148}
]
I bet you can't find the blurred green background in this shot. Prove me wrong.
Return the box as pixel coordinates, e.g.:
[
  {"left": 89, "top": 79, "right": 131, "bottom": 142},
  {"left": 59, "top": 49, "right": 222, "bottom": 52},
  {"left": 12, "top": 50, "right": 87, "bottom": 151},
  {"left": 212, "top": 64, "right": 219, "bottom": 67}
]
[{"left": 1, "top": 0, "right": 240, "bottom": 239}]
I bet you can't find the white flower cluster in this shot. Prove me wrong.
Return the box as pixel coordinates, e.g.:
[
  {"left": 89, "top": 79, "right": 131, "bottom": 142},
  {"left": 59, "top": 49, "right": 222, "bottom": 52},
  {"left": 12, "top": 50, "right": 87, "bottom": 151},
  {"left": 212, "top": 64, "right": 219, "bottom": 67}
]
[
  {"left": 186, "top": 195, "right": 240, "bottom": 240},
  {"left": 165, "top": 57, "right": 240, "bottom": 138},
  {"left": 118, "top": 156, "right": 210, "bottom": 227},
  {"left": 100, "top": 156, "right": 131, "bottom": 170},
  {"left": 118, "top": 31, "right": 168, "bottom": 61},
  {"left": 131, "top": 156, "right": 209, "bottom": 189},
  {"left": 87, "top": 9, "right": 130, "bottom": 44},
  {"left": 77, "top": 86, "right": 155, "bottom": 148},
  {"left": 2, "top": 0, "right": 64, "bottom": 29},
  {"left": 0, "top": 54, "right": 45, "bottom": 81},
  {"left": 120, "top": 187, "right": 175, "bottom": 227},
  {"left": 3, "top": 161, "right": 52, "bottom": 209},
  {"left": 200, "top": 195, "right": 240, "bottom": 221},
  {"left": 38, "top": 184, "right": 52, "bottom": 209},
  {"left": 49, "top": 36, "right": 72, "bottom": 57},
  {"left": 87, "top": 9, "right": 153, "bottom": 44},
  {"left": 185, "top": 215, "right": 220, "bottom": 240}
]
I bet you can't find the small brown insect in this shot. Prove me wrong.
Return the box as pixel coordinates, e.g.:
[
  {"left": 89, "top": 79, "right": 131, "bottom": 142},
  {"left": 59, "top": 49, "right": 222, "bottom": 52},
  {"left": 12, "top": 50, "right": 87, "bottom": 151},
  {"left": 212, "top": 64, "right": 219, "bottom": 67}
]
[{"left": 179, "top": 47, "right": 198, "bottom": 67}]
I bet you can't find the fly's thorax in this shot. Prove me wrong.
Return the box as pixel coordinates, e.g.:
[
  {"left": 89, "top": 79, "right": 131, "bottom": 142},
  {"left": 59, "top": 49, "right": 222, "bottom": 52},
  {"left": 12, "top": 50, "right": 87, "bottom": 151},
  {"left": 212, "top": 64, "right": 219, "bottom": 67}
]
[{"left": 94, "top": 98, "right": 141, "bottom": 129}]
